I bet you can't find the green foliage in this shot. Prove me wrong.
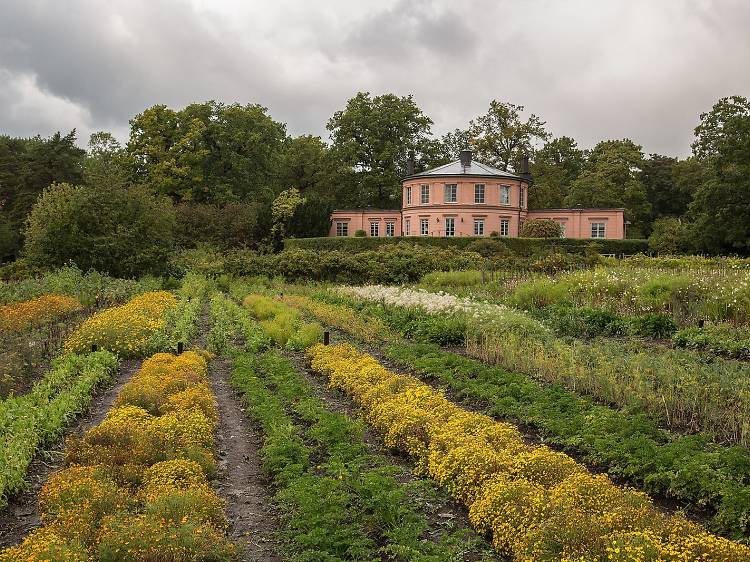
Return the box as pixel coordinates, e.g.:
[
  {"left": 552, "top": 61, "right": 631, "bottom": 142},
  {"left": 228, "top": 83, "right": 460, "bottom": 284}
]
[
  {"left": 271, "top": 187, "right": 306, "bottom": 244},
  {"left": 284, "top": 235, "right": 649, "bottom": 256},
  {"left": 467, "top": 100, "right": 550, "bottom": 171},
  {"left": 648, "top": 217, "right": 689, "bottom": 254},
  {"left": 0, "top": 351, "right": 118, "bottom": 507},
  {"left": 520, "top": 218, "right": 563, "bottom": 238},
  {"left": 354, "top": 230, "right": 366, "bottom": 237},
  {"left": 529, "top": 136, "right": 585, "bottom": 209},
  {"left": 127, "top": 101, "right": 286, "bottom": 203},
  {"left": 174, "top": 202, "right": 258, "bottom": 249},
  {"left": 23, "top": 181, "right": 175, "bottom": 277},
  {"left": 327, "top": 92, "right": 435, "bottom": 208},
  {"left": 674, "top": 324, "right": 750, "bottom": 360}
]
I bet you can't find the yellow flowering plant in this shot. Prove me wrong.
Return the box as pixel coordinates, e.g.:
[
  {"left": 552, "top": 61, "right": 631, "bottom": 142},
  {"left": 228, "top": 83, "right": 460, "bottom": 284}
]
[
  {"left": 0, "top": 294, "right": 82, "bottom": 334},
  {"left": 308, "top": 343, "right": 750, "bottom": 561},
  {"left": 64, "top": 291, "right": 177, "bottom": 357}
]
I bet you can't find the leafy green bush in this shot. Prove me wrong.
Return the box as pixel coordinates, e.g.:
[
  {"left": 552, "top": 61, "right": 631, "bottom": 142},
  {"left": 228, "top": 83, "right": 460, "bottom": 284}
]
[
  {"left": 520, "top": 218, "right": 563, "bottom": 238},
  {"left": 674, "top": 324, "right": 750, "bottom": 359},
  {"left": 629, "top": 313, "right": 677, "bottom": 339}
]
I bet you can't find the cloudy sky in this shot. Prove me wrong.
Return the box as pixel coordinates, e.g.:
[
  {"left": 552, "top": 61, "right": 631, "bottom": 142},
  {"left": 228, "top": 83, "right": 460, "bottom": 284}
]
[{"left": 1, "top": 0, "right": 748, "bottom": 157}]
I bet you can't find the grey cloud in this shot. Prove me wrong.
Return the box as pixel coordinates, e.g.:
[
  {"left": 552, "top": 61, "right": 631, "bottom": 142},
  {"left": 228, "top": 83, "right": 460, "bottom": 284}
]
[{"left": 0, "top": 0, "right": 749, "bottom": 157}]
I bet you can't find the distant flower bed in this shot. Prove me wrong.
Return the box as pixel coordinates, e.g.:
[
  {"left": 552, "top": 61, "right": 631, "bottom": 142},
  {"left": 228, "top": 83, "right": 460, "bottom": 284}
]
[{"left": 0, "top": 294, "right": 82, "bottom": 334}]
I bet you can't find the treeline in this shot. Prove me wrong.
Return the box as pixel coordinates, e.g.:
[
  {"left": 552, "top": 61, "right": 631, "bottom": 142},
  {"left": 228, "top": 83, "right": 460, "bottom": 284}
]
[{"left": 1, "top": 94, "right": 749, "bottom": 276}]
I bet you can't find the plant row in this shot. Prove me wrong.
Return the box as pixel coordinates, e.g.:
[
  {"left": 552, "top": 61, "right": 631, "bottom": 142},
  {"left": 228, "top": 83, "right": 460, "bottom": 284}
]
[
  {"left": 64, "top": 291, "right": 178, "bottom": 357},
  {"left": 231, "top": 346, "right": 496, "bottom": 561},
  {"left": 0, "top": 265, "right": 163, "bottom": 307},
  {"left": 0, "top": 351, "right": 236, "bottom": 561},
  {"left": 0, "top": 351, "right": 118, "bottom": 508},
  {"left": 308, "top": 343, "right": 750, "bottom": 561},
  {"left": 242, "top": 294, "right": 322, "bottom": 350},
  {"left": 337, "top": 285, "right": 750, "bottom": 445},
  {"left": 0, "top": 294, "right": 83, "bottom": 334},
  {"left": 283, "top": 294, "right": 750, "bottom": 538}
]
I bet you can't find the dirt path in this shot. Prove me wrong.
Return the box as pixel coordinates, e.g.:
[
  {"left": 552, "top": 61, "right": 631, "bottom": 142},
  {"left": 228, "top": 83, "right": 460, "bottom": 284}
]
[
  {"left": 0, "top": 358, "right": 142, "bottom": 548},
  {"left": 208, "top": 355, "right": 280, "bottom": 562}
]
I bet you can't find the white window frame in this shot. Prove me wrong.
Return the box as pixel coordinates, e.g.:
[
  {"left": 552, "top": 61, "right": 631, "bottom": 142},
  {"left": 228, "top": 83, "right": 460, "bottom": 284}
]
[
  {"left": 405, "top": 219, "right": 410, "bottom": 235},
  {"left": 406, "top": 186, "right": 412, "bottom": 205},
  {"left": 420, "top": 218, "right": 429, "bottom": 236},
  {"left": 500, "top": 218, "right": 510, "bottom": 237},
  {"left": 420, "top": 184, "right": 429, "bottom": 204},
  {"left": 591, "top": 222, "right": 606, "bottom": 238},
  {"left": 474, "top": 218, "right": 485, "bottom": 236},
  {"left": 474, "top": 184, "right": 485, "bottom": 204},
  {"left": 559, "top": 222, "right": 566, "bottom": 237},
  {"left": 385, "top": 222, "right": 395, "bottom": 237},
  {"left": 444, "top": 184, "right": 457, "bottom": 203},
  {"left": 370, "top": 222, "right": 379, "bottom": 237},
  {"left": 501, "top": 185, "right": 510, "bottom": 205},
  {"left": 336, "top": 222, "right": 348, "bottom": 237},
  {"left": 520, "top": 187, "right": 526, "bottom": 208},
  {"left": 444, "top": 217, "right": 455, "bottom": 237}
]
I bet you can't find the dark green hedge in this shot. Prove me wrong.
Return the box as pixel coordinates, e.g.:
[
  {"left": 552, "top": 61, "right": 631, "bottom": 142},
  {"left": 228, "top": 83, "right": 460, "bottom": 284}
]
[{"left": 284, "top": 236, "right": 649, "bottom": 256}]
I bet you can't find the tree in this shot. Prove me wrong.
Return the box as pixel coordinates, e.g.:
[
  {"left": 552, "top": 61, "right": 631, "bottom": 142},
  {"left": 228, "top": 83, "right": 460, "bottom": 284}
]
[
  {"left": 565, "top": 139, "right": 650, "bottom": 237},
  {"left": 687, "top": 96, "right": 750, "bottom": 254},
  {"left": 270, "top": 188, "right": 306, "bottom": 246},
  {"left": 0, "top": 131, "right": 85, "bottom": 257},
  {"left": 127, "top": 101, "right": 286, "bottom": 203},
  {"left": 23, "top": 180, "right": 175, "bottom": 277},
  {"left": 520, "top": 219, "right": 563, "bottom": 238},
  {"left": 84, "top": 131, "right": 129, "bottom": 186},
  {"left": 529, "top": 136, "right": 585, "bottom": 209},
  {"left": 327, "top": 92, "right": 434, "bottom": 208},
  {"left": 648, "top": 217, "right": 689, "bottom": 255},
  {"left": 468, "top": 100, "right": 549, "bottom": 171}
]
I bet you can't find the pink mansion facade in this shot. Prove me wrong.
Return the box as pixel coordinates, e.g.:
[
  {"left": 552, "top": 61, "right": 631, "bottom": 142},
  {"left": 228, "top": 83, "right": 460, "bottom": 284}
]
[{"left": 329, "top": 151, "right": 625, "bottom": 240}]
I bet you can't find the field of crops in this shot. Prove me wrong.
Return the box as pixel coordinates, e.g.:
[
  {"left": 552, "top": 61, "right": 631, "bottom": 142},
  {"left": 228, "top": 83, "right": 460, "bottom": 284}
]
[{"left": 1, "top": 258, "right": 749, "bottom": 560}]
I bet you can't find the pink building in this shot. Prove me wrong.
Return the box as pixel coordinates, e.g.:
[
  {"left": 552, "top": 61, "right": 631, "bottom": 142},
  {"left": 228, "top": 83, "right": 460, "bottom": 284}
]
[{"left": 329, "top": 150, "right": 625, "bottom": 240}]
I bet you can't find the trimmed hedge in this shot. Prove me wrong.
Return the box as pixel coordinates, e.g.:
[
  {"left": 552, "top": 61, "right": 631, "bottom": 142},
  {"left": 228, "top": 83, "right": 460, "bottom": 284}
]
[{"left": 284, "top": 236, "right": 649, "bottom": 256}]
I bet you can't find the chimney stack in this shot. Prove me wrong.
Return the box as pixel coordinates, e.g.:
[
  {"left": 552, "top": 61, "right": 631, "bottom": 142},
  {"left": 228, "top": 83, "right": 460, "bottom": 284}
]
[
  {"left": 459, "top": 148, "right": 472, "bottom": 169},
  {"left": 406, "top": 152, "right": 415, "bottom": 176},
  {"left": 520, "top": 154, "right": 532, "bottom": 183}
]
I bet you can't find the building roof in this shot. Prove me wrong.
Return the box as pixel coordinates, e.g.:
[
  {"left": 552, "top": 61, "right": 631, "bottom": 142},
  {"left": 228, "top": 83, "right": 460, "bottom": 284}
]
[
  {"left": 530, "top": 207, "right": 626, "bottom": 212},
  {"left": 331, "top": 208, "right": 401, "bottom": 213},
  {"left": 405, "top": 159, "right": 524, "bottom": 181}
]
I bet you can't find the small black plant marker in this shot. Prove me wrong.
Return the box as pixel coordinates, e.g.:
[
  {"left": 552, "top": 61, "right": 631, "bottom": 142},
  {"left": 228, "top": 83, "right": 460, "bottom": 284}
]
[
  {"left": 177, "top": 342, "right": 184, "bottom": 354},
  {"left": 323, "top": 331, "right": 330, "bottom": 345}
]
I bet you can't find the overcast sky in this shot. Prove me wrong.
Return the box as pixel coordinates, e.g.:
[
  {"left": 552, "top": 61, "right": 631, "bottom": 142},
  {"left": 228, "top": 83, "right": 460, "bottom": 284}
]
[{"left": 1, "top": 0, "right": 748, "bottom": 157}]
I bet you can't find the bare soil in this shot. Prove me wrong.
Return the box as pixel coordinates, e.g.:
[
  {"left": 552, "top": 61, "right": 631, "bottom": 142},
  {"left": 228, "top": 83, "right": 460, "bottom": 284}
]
[
  {"left": 207, "top": 355, "right": 281, "bottom": 562},
  {"left": 0, "top": 358, "right": 142, "bottom": 548}
]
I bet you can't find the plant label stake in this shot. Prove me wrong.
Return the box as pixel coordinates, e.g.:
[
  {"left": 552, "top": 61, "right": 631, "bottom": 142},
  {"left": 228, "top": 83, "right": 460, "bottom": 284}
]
[
  {"left": 91, "top": 344, "right": 98, "bottom": 352},
  {"left": 177, "top": 342, "right": 184, "bottom": 354},
  {"left": 324, "top": 331, "right": 330, "bottom": 345}
]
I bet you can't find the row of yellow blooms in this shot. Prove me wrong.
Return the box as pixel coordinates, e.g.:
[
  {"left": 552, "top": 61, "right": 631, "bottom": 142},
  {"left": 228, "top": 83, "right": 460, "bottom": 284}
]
[
  {"left": 0, "top": 351, "right": 235, "bottom": 561},
  {"left": 64, "top": 291, "right": 177, "bottom": 357},
  {"left": 0, "top": 294, "right": 82, "bottom": 334},
  {"left": 308, "top": 343, "right": 750, "bottom": 562}
]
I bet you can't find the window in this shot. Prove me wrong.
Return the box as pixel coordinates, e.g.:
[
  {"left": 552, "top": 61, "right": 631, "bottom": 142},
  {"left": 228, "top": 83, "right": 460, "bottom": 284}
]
[
  {"left": 386, "top": 222, "right": 395, "bottom": 237},
  {"left": 474, "top": 218, "right": 485, "bottom": 236},
  {"left": 420, "top": 218, "right": 429, "bottom": 236},
  {"left": 501, "top": 185, "right": 510, "bottom": 205},
  {"left": 500, "top": 219, "right": 510, "bottom": 237},
  {"left": 370, "top": 222, "right": 379, "bottom": 237},
  {"left": 405, "top": 219, "right": 410, "bottom": 235},
  {"left": 406, "top": 186, "right": 412, "bottom": 205},
  {"left": 591, "top": 222, "right": 606, "bottom": 238},
  {"left": 520, "top": 187, "right": 526, "bottom": 208},
  {"left": 474, "top": 184, "right": 485, "bottom": 203},
  {"left": 444, "top": 217, "right": 455, "bottom": 237},
  {"left": 335, "top": 222, "right": 348, "bottom": 237},
  {"left": 444, "top": 184, "right": 457, "bottom": 203},
  {"left": 420, "top": 184, "right": 429, "bottom": 204},
  {"left": 558, "top": 222, "right": 566, "bottom": 237}
]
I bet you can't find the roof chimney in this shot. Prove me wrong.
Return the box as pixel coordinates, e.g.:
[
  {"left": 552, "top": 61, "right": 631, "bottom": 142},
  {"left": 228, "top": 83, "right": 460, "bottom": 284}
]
[
  {"left": 406, "top": 151, "right": 415, "bottom": 176},
  {"left": 520, "top": 154, "right": 532, "bottom": 183},
  {"left": 459, "top": 148, "right": 472, "bottom": 169}
]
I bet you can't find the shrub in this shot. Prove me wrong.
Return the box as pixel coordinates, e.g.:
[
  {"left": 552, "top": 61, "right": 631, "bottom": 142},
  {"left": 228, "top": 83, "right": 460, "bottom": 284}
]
[
  {"left": 354, "top": 229, "right": 366, "bottom": 237},
  {"left": 24, "top": 182, "right": 175, "bottom": 277},
  {"left": 520, "top": 219, "right": 563, "bottom": 238},
  {"left": 648, "top": 217, "right": 690, "bottom": 255}
]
